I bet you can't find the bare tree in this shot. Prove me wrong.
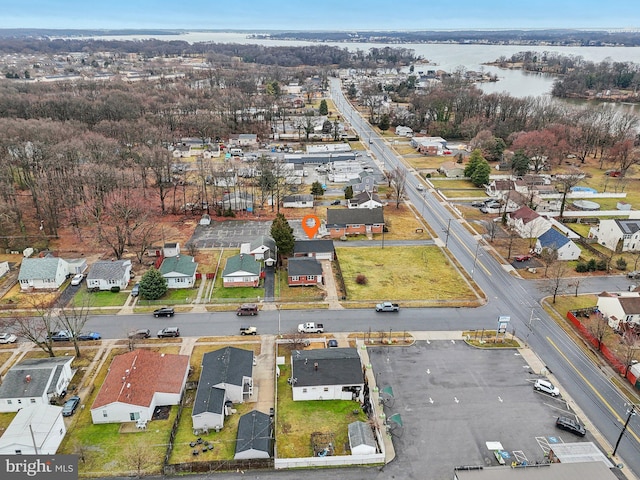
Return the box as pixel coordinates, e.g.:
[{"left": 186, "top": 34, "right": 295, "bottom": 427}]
[
  {"left": 568, "top": 278, "right": 581, "bottom": 297},
  {"left": 6, "top": 299, "right": 58, "bottom": 357},
  {"left": 556, "top": 168, "right": 584, "bottom": 219},
  {"left": 544, "top": 262, "right": 567, "bottom": 304},
  {"left": 55, "top": 299, "right": 93, "bottom": 358},
  {"left": 539, "top": 247, "right": 559, "bottom": 277},
  {"left": 389, "top": 166, "right": 407, "bottom": 209},
  {"left": 119, "top": 438, "right": 155, "bottom": 478},
  {"left": 587, "top": 312, "right": 611, "bottom": 351},
  {"left": 620, "top": 331, "right": 640, "bottom": 375}
]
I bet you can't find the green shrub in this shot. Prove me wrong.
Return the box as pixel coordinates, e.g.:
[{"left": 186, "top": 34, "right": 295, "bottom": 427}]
[
  {"left": 110, "top": 286, "right": 120, "bottom": 293},
  {"left": 575, "top": 262, "right": 589, "bottom": 273},
  {"left": 587, "top": 259, "right": 597, "bottom": 271},
  {"left": 596, "top": 260, "right": 608, "bottom": 271},
  {"left": 616, "top": 257, "right": 628, "bottom": 270}
]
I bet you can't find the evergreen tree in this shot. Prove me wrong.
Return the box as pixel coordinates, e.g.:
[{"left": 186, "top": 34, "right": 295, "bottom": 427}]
[
  {"left": 319, "top": 99, "right": 328, "bottom": 115},
  {"left": 271, "top": 213, "right": 295, "bottom": 257},
  {"left": 470, "top": 159, "right": 491, "bottom": 187},
  {"left": 464, "top": 149, "right": 485, "bottom": 178},
  {"left": 138, "top": 268, "right": 167, "bottom": 300},
  {"left": 379, "top": 113, "right": 390, "bottom": 131},
  {"left": 311, "top": 181, "right": 325, "bottom": 197},
  {"left": 344, "top": 185, "right": 354, "bottom": 199},
  {"left": 511, "top": 149, "right": 530, "bottom": 176}
]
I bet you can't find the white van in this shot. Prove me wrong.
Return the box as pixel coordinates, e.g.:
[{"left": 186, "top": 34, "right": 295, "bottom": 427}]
[{"left": 229, "top": 148, "right": 243, "bottom": 156}]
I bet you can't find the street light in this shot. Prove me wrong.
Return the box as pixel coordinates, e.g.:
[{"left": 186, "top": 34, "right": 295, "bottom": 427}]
[{"left": 613, "top": 404, "right": 636, "bottom": 456}]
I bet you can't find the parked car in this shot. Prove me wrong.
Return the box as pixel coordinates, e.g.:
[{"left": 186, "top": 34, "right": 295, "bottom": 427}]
[
  {"left": 0, "top": 333, "right": 17, "bottom": 344},
  {"left": 628, "top": 271, "right": 640, "bottom": 280},
  {"left": 153, "top": 307, "right": 175, "bottom": 317},
  {"left": 240, "top": 325, "right": 258, "bottom": 335},
  {"left": 327, "top": 339, "right": 338, "bottom": 348},
  {"left": 236, "top": 303, "right": 259, "bottom": 316},
  {"left": 62, "top": 395, "right": 81, "bottom": 417},
  {"left": 471, "top": 201, "right": 485, "bottom": 207},
  {"left": 515, "top": 254, "right": 532, "bottom": 262},
  {"left": 331, "top": 200, "right": 341, "bottom": 205},
  {"left": 157, "top": 327, "right": 180, "bottom": 338},
  {"left": 77, "top": 332, "right": 101, "bottom": 341},
  {"left": 131, "top": 283, "right": 140, "bottom": 297},
  {"left": 416, "top": 184, "right": 425, "bottom": 191},
  {"left": 128, "top": 328, "right": 151, "bottom": 339},
  {"left": 533, "top": 379, "right": 560, "bottom": 397},
  {"left": 70, "top": 274, "right": 84, "bottom": 286},
  {"left": 555, "top": 416, "right": 586, "bottom": 436}
]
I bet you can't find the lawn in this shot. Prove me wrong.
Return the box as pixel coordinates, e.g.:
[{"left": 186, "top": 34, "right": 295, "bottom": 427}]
[
  {"left": 275, "top": 364, "right": 367, "bottom": 458},
  {"left": 336, "top": 246, "right": 476, "bottom": 302},
  {"left": 207, "top": 249, "right": 265, "bottom": 302},
  {"left": 73, "top": 288, "right": 130, "bottom": 307},
  {"left": 429, "top": 179, "right": 478, "bottom": 190},
  {"left": 405, "top": 155, "right": 444, "bottom": 170},
  {"left": 383, "top": 204, "right": 432, "bottom": 240},
  {"left": 275, "top": 269, "right": 324, "bottom": 302},
  {"left": 137, "top": 286, "right": 198, "bottom": 306}
]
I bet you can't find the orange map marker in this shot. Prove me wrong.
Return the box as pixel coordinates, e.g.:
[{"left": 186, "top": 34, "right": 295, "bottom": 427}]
[{"left": 302, "top": 214, "right": 320, "bottom": 239}]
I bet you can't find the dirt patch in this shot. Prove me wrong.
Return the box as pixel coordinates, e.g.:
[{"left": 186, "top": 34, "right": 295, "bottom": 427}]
[{"left": 152, "top": 405, "right": 170, "bottom": 421}]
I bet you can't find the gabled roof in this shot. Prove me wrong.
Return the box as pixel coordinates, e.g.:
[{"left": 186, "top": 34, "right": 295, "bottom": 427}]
[
  {"left": 18, "top": 257, "right": 66, "bottom": 281},
  {"left": 86, "top": 260, "right": 131, "bottom": 282},
  {"left": 0, "top": 357, "right": 73, "bottom": 399},
  {"left": 326, "top": 208, "right": 384, "bottom": 227},
  {"left": 292, "top": 348, "right": 363, "bottom": 387},
  {"left": 282, "top": 194, "right": 313, "bottom": 203},
  {"left": 537, "top": 228, "right": 571, "bottom": 249},
  {"left": 294, "top": 239, "right": 335, "bottom": 255},
  {"left": 440, "top": 161, "right": 463, "bottom": 171},
  {"left": 235, "top": 410, "right": 272, "bottom": 456},
  {"left": 193, "top": 386, "right": 226, "bottom": 416},
  {"left": 615, "top": 219, "right": 640, "bottom": 235},
  {"left": 92, "top": 349, "right": 190, "bottom": 409},
  {"left": 288, "top": 258, "right": 323, "bottom": 277},
  {"left": 348, "top": 420, "right": 376, "bottom": 449},
  {"left": 194, "top": 347, "right": 253, "bottom": 415},
  {"left": 249, "top": 235, "right": 276, "bottom": 253},
  {"left": 159, "top": 254, "right": 198, "bottom": 277},
  {"left": 509, "top": 205, "right": 540, "bottom": 224},
  {"left": 351, "top": 191, "right": 382, "bottom": 205},
  {"left": 619, "top": 297, "right": 640, "bottom": 315},
  {"left": 223, "top": 254, "right": 261, "bottom": 276}
]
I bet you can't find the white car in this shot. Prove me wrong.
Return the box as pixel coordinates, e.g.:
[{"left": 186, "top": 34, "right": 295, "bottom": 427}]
[
  {"left": 0, "top": 333, "right": 17, "bottom": 344},
  {"left": 70, "top": 274, "right": 84, "bottom": 286},
  {"left": 534, "top": 379, "right": 560, "bottom": 397},
  {"left": 416, "top": 184, "right": 425, "bottom": 191}
]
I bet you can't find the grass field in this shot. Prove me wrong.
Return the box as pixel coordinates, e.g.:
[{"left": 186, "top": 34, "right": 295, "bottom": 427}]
[
  {"left": 275, "top": 269, "right": 324, "bottom": 301},
  {"left": 73, "top": 288, "right": 130, "bottom": 307},
  {"left": 336, "top": 246, "right": 475, "bottom": 301}
]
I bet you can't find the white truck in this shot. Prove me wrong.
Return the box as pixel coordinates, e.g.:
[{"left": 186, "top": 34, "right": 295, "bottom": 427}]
[
  {"left": 297, "top": 322, "right": 324, "bottom": 333},
  {"left": 375, "top": 302, "right": 400, "bottom": 312}
]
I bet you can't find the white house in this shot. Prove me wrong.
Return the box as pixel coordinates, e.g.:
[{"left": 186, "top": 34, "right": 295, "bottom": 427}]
[
  {"left": 234, "top": 410, "right": 272, "bottom": 460},
  {"left": 159, "top": 254, "right": 198, "bottom": 289},
  {"left": 222, "top": 254, "right": 261, "bottom": 287},
  {"left": 348, "top": 191, "right": 383, "bottom": 209},
  {"left": 348, "top": 421, "right": 377, "bottom": 456},
  {"left": 596, "top": 292, "right": 640, "bottom": 329},
  {"left": 589, "top": 219, "right": 640, "bottom": 252},
  {"left": 0, "top": 405, "right": 66, "bottom": 455},
  {"left": 192, "top": 347, "right": 254, "bottom": 431},
  {"left": 283, "top": 194, "right": 314, "bottom": 208},
  {"left": 395, "top": 125, "right": 413, "bottom": 137},
  {"left": 0, "top": 261, "right": 9, "bottom": 279},
  {"left": 91, "top": 349, "right": 190, "bottom": 424},
  {"left": 86, "top": 259, "right": 132, "bottom": 291},
  {"left": 508, "top": 206, "right": 552, "bottom": 239},
  {"left": 163, "top": 242, "right": 181, "bottom": 258},
  {"left": 291, "top": 348, "right": 364, "bottom": 402},
  {"left": 240, "top": 236, "right": 277, "bottom": 265},
  {"left": 0, "top": 357, "right": 74, "bottom": 412},
  {"left": 18, "top": 257, "right": 69, "bottom": 291},
  {"left": 534, "top": 228, "right": 581, "bottom": 261}
]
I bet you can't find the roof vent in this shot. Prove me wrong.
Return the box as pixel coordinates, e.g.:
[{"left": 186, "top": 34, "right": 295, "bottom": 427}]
[
  {"left": 25, "top": 375, "right": 31, "bottom": 383},
  {"left": 314, "top": 362, "right": 319, "bottom": 371}
]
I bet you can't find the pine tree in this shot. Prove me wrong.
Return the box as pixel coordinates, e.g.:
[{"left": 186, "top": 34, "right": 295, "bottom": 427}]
[
  {"left": 311, "top": 181, "right": 325, "bottom": 197},
  {"left": 138, "top": 268, "right": 167, "bottom": 300},
  {"left": 319, "top": 99, "right": 328, "bottom": 115},
  {"left": 270, "top": 213, "right": 295, "bottom": 257}
]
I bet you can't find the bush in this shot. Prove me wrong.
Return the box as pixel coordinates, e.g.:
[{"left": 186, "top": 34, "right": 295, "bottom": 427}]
[
  {"left": 355, "top": 274, "right": 367, "bottom": 285},
  {"left": 616, "top": 257, "right": 628, "bottom": 270},
  {"left": 110, "top": 286, "right": 120, "bottom": 293},
  {"left": 587, "top": 259, "right": 597, "bottom": 271},
  {"left": 575, "top": 262, "right": 589, "bottom": 273},
  {"left": 426, "top": 173, "right": 431, "bottom": 178},
  {"left": 596, "top": 259, "right": 608, "bottom": 271}
]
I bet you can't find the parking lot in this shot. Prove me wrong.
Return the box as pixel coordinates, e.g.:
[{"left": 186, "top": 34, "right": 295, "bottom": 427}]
[
  {"left": 368, "top": 341, "right": 591, "bottom": 479},
  {"left": 189, "top": 219, "right": 309, "bottom": 248}
]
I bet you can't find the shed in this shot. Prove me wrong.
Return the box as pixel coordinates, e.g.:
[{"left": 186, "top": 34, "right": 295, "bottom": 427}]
[
  {"left": 348, "top": 421, "right": 377, "bottom": 455},
  {"left": 234, "top": 410, "right": 272, "bottom": 459}
]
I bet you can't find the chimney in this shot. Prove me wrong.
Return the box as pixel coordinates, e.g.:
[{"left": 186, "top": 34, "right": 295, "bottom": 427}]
[
  {"left": 314, "top": 362, "right": 318, "bottom": 371},
  {"left": 25, "top": 375, "right": 31, "bottom": 383}
]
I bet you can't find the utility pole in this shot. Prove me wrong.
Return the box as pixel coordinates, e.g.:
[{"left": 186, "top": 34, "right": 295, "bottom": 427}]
[
  {"left": 444, "top": 219, "right": 452, "bottom": 248},
  {"left": 613, "top": 404, "right": 636, "bottom": 457}
]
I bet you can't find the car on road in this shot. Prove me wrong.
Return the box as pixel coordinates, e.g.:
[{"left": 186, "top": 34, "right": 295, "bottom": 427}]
[
  {"left": 128, "top": 328, "right": 151, "bottom": 339},
  {"left": 153, "top": 307, "right": 175, "bottom": 317},
  {"left": 157, "top": 327, "right": 180, "bottom": 338},
  {"left": 236, "top": 303, "right": 259, "bottom": 316},
  {"left": 534, "top": 379, "right": 560, "bottom": 396},
  {"left": 555, "top": 416, "right": 586, "bottom": 436},
  {"left": 240, "top": 325, "right": 257, "bottom": 335},
  {"left": 0, "top": 333, "right": 17, "bottom": 344},
  {"left": 62, "top": 395, "right": 81, "bottom": 417},
  {"left": 515, "top": 254, "right": 532, "bottom": 262},
  {"left": 77, "top": 332, "right": 101, "bottom": 341},
  {"left": 416, "top": 184, "right": 425, "bottom": 191},
  {"left": 131, "top": 283, "right": 140, "bottom": 297},
  {"left": 331, "top": 200, "right": 341, "bottom": 205},
  {"left": 70, "top": 274, "right": 84, "bottom": 286}
]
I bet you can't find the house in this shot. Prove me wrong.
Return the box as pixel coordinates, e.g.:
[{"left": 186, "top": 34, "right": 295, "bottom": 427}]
[
  {"left": 282, "top": 194, "right": 314, "bottom": 208},
  {"left": 596, "top": 292, "right": 640, "bottom": 328},
  {"left": 192, "top": 347, "right": 254, "bottom": 431},
  {"left": 86, "top": 259, "right": 132, "bottom": 291},
  {"left": 395, "top": 125, "right": 413, "bottom": 137},
  {"left": 293, "top": 239, "right": 335, "bottom": 261},
  {"left": 348, "top": 191, "right": 383, "bottom": 209},
  {"left": 18, "top": 257, "right": 68, "bottom": 291},
  {"left": 507, "top": 206, "right": 552, "bottom": 239},
  {"left": 159, "top": 254, "right": 198, "bottom": 289},
  {"left": 0, "top": 405, "right": 65, "bottom": 455},
  {"left": 534, "top": 229, "right": 581, "bottom": 261},
  {"left": 485, "top": 179, "right": 516, "bottom": 198},
  {"left": 220, "top": 192, "right": 254, "bottom": 212},
  {"left": 439, "top": 161, "right": 465, "bottom": 178},
  {"left": 240, "top": 235, "right": 277, "bottom": 266},
  {"left": 325, "top": 208, "right": 384, "bottom": 238},
  {"left": 146, "top": 245, "right": 163, "bottom": 257},
  {"left": 229, "top": 133, "right": 258, "bottom": 147},
  {"left": 0, "top": 261, "right": 9, "bottom": 279},
  {"left": 172, "top": 143, "right": 192, "bottom": 158},
  {"left": 291, "top": 348, "right": 364, "bottom": 402},
  {"left": 348, "top": 421, "right": 377, "bottom": 455},
  {"left": 222, "top": 254, "right": 261, "bottom": 287},
  {"left": 0, "top": 357, "right": 74, "bottom": 413},
  {"left": 234, "top": 410, "right": 273, "bottom": 460},
  {"left": 163, "top": 242, "right": 180, "bottom": 258},
  {"left": 347, "top": 171, "right": 377, "bottom": 194},
  {"left": 588, "top": 219, "right": 640, "bottom": 252},
  {"left": 287, "top": 258, "right": 323, "bottom": 286},
  {"left": 91, "top": 349, "right": 190, "bottom": 424}
]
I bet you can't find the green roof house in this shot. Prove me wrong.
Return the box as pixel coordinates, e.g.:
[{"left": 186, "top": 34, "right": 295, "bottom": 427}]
[
  {"left": 159, "top": 254, "right": 198, "bottom": 289},
  {"left": 222, "top": 254, "right": 261, "bottom": 287}
]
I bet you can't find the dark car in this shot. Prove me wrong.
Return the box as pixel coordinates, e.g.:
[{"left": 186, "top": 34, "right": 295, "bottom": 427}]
[
  {"left": 77, "top": 332, "right": 101, "bottom": 341},
  {"left": 471, "top": 201, "right": 485, "bottom": 207},
  {"left": 62, "top": 395, "right": 81, "bottom": 417},
  {"left": 555, "top": 416, "right": 586, "bottom": 437},
  {"left": 128, "top": 328, "right": 151, "bottom": 339},
  {"left": 131, "top": 283, "right": 140, "bottom": 297},
  {"left": 331, "top": 200, "right": 341, "bottom": 205},
  {"left": 153, "top": 307, "right": 175, "bottom": 318},
  {"left": 157, "top": 327, "right": 180, "bottom": 338},
  {"left": 327, "top": 339, "right": 339, "bottom": 348}
]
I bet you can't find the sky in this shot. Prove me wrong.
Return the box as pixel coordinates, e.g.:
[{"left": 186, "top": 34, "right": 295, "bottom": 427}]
[{"left": 1, "top": 0, "right": 639, "bottom": 31}]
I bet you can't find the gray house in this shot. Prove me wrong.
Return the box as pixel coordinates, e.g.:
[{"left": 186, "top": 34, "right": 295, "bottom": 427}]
[
  {"left": 234, "top": 410, "right": 273, "bottom": 460},
  {"left": 192, "top": 347, "right": 254, "bottom": 431},
  {"left": 86, "top": 259, "right": 132, "bottom": 291},
  {"left": 293, "top": 239, "right": 335, "bottom": 261}
]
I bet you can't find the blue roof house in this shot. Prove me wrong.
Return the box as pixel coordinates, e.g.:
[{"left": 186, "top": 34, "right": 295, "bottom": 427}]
[{"left": 534, "top": 228, "right": 581, "bottom": 261}]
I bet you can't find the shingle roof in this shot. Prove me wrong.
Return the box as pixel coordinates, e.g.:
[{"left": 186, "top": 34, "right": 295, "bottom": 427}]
[
  {"left": 249, "top": 236, "right": 276, "bottom": 253},
  {"left": 288, "top": 258, "right": 323, "bottom": 276},
  {"left": 348, "top": 421, "right": 376, "bottom": 449},
  {"left": 92, "top": 349, "right": 190, "bottom": 409},
  {"left": 509, "top": 205, "right": 540, "bottom": 224},
  {"left": 351, "top": 191, "right": 382, "bottom": 205},
  {"left": 194, "top": 347, "right": 253, "bottom": 415},
  {"left": 294, "top": 240, "right": 335, "bottom": 255},
  {"left": 0, "top": 357, "right": 73, "bottom": 399},
  {"left": 223, "top": 254, "right": 261, "bottom": 276},
  {"left": 326, "top": 208, "right": 384, "bottom": 227},
  {"left": 159, "top": 254, "right": 198, "bottom": 277},
  {"left": 615, "top": 219, "right": 640, "bottom": 235},
  {"left": 292, "top": 348, "right": 363, "bottom": 387},
  {"left": 86, "top": 260, "right": 131, "bottom": 282},
  {"left": 18, "top": 257, "right": 66, "bottom": 281},
  {"left": 619, "top": 297, "right": 640, "bottom": 315},
  {"left": 282, "top": 194, "right": 313, "bottom": 203},
  {"left": 235, "top": 410, "right": 272, "bottom": 456},
  {"left": 538, "top": 228, "right": 570, "bottom": 249}
]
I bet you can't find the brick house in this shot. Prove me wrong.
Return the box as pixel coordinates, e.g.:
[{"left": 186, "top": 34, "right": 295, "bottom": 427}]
[
  {"left": 287, "top": 258, "right": 323, "bottom": 286},
  {"left": 325, "top": 208, "right": 384, "bottom": 238}
]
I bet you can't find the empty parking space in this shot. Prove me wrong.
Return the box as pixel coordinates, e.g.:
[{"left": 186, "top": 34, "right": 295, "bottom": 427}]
[{"left": 189, "top": 220, "right": 308, "bottom": 248}]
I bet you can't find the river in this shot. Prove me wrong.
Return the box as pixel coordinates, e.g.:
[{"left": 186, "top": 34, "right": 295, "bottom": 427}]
[{"left": 77, "top": 31, "right": 640, "bottom": 100}]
